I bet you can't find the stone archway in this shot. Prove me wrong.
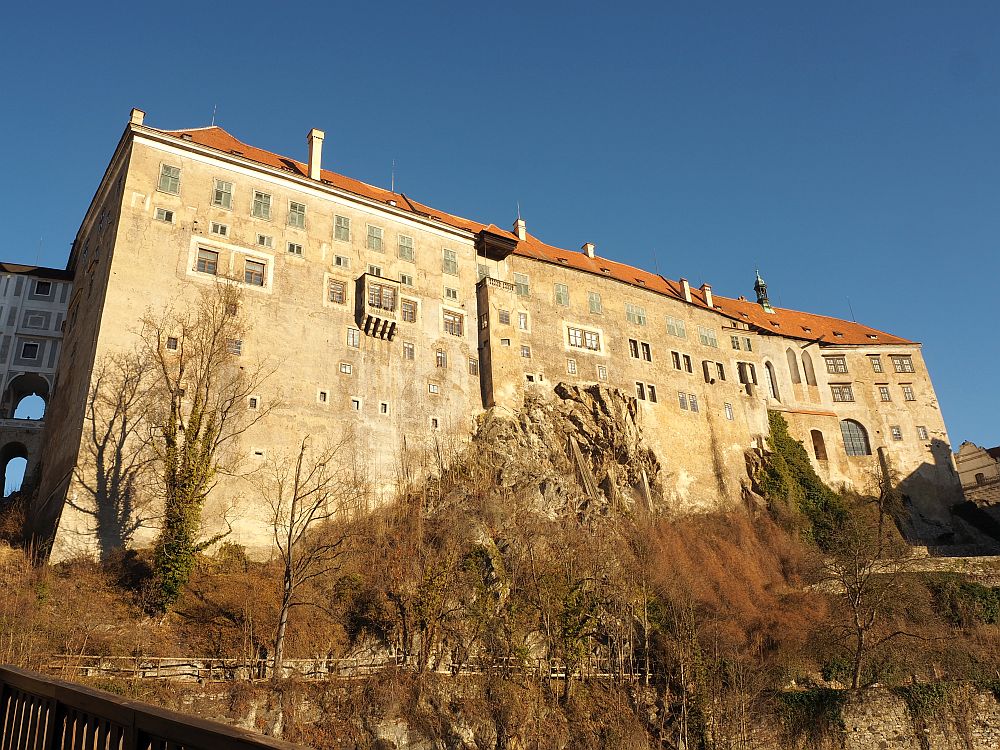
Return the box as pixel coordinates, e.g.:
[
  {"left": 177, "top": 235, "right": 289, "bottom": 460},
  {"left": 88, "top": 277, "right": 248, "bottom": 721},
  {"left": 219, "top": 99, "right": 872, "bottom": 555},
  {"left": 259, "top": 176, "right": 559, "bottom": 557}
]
[
  {"left": 3, "top": 372, "right": 50, "bottom": 419},
  {"left": 0, "top": 441, "right": 28, "bottom": 497}
]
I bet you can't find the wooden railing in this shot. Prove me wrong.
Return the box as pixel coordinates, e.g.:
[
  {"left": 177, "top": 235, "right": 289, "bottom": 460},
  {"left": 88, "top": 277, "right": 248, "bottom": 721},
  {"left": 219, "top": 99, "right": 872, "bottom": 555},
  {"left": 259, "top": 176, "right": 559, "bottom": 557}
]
[{"left": 0, "top": 665, "right": 302, "bottom": 750}]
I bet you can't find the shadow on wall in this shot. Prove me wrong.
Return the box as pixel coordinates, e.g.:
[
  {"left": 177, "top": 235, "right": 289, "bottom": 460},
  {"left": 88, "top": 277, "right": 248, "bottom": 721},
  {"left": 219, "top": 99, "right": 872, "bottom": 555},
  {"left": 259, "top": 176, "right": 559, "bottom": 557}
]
[{"left": 898, "top": 437, "right": 1000, "bottom": 555}]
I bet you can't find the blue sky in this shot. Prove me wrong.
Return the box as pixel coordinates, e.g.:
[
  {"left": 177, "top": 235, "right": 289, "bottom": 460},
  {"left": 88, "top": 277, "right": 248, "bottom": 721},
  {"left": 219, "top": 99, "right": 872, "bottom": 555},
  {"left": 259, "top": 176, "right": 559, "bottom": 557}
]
[{"left": 0, "top": 1, "right": 997, "bottom": 449}]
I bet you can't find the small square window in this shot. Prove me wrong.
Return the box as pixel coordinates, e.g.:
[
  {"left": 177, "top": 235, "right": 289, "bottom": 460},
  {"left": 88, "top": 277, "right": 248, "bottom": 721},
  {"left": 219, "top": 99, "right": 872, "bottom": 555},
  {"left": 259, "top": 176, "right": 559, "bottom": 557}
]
[
  {"left": 445, "top": 287, "right": 459, "bottom": 301},
  {"left": 158, "top": 164, "right": 180, "bottom": 194},
  {"left": 367, "top": 225, "right": 384, "bottom": 251},
  {"left": 890, "top": 425, "right": 903, "bottom": 441},
  {"left": 287, "top": 242, "right": 303, "bottom": 256},
  {"left": 166, "top": 336, "right": 179, "bottom": 351},
  {"left": 400, "top": 273, "right": 414, "bottom": 287},
  {"left": 500, "top": 338, "right": 511, "bottom": 347},
  {"left": 154, "top": 208, "right": 174, "bottom": 223},
  {"left": 340, "top": 362, "right": 353, "bottom": 374},
  {"left": 498, "top": 309, "right": 511, "bottom": 325},
  {"left": 20, "top": 342, "right": 39, "bottom": 360},
  {"left": 380, "top": 402, "right": 389, "bottom": 415},
  {"left": 257, "top": 234, "right": 273, "bottom": 248},
  {"left": 288, "top": 201, "right": 306, "bottom": 229},
  {"left": 210, "top": 222, "right": 228, "bottom": 237},
  {"left": 227, "top": 338, "right": 243, "bottom": 356},
  {"left": 196, "top": 248, "right": 219, "bottom": 275},
  {"left": 328, "top": 280, "right": 347, "bottom": 304},
  {"left": 244, "top": 259, "right": 266, "bottom": 287},
  {"left": 521, "top": 345, "right": 531, "bottom": 359},
  {"left": 597, "top": 365, "right": 608, "bottom": 381},
  {"left": 347, "top": 328, "right": 360, "bottom": 348},
  {"left": 251, "top": 190, "right": 272, "bottom": 220},
  {"left": 248, "top": 396, "right": 259, "bottom": 410},
  {"left": 334, "top": 255, "right": 350, "bottom": 269},
  {"left": 402, "top": 341, "right": 415, "bottom": 360},
  {"left": 318, "top": 390, "right": 328, "bottom": 403},
  {"left": 368, "top": 265, "right": 382, "bottom": 277},
  {"left": 428, "top": 383, "right": 440, "bottom": 395},
  {"left": 351, "top": 398, "right": 362, "bottom": 411},
  {"left": 34, "top": 281, "right": 51, "bottom": 296}
]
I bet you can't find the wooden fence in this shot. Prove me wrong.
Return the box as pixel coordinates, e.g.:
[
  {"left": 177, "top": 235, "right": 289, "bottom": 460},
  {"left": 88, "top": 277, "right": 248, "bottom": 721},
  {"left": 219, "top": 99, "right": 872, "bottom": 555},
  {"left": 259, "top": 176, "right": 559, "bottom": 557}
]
[{"left": 0, "top": 665, "right": 303, "bottom": 750}]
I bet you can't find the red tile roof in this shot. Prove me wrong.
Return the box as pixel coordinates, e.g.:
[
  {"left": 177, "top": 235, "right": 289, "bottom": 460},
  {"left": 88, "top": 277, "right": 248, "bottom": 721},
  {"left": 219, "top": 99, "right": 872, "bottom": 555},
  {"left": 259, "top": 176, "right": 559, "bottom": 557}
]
[{"left": 152, "top": 124, "right": 913, "bottom": 347}]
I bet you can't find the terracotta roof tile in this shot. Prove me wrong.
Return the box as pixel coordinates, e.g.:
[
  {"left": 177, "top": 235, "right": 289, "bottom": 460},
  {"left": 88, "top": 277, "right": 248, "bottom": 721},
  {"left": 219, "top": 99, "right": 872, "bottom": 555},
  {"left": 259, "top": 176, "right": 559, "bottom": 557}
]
[{"left": 153, "top": 124, "right": 912, "bottom": 348}]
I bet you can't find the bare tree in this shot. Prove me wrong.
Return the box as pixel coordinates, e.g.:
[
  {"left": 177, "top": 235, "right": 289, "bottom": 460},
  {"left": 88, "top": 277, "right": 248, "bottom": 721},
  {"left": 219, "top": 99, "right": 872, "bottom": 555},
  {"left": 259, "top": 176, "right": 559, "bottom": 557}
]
[
  {"left": 258, "top": 434, "right": 366, "bottom": 676},
  {"left": 143, "top": 282, "right": 277, "bottom": 609},
  {"left": 68, "top": 350, "right": 157, "bottom": 559}
]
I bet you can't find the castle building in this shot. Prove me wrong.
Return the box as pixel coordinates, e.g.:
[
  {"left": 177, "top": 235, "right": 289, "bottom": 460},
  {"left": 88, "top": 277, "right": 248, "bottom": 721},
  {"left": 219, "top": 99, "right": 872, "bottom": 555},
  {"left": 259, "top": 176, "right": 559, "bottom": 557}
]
[
  {"left": 955, "top": 442, "right": 1000, "bottom": 506},
  {"left": 31, "top": 109, "right": 960, "bottom": 559}
]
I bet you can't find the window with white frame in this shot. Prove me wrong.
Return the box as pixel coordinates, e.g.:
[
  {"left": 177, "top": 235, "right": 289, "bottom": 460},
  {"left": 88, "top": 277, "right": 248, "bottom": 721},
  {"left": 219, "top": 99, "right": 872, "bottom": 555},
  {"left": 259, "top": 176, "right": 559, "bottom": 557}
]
[
  {"left": 698, "top": 326, "right": 718, "bottom": 347},
  {"left": 724, "top": 402, "right": 734, "bottom": 420},
  {"left": 212, "top": 179, "right": 233, "bottom": 209},
  {"left": 635, "top": 382, "right": 646, "bottom": 400},
  {"left": 514, "top": 272, "right": 530, "bottom": 297},
  {"left": 367, "top": 225, "right": 384, "bottom": 251},
  {"left": 588, "top": 291, "right": 602, "bottom": 314},
  {"left": 442, "top": 248, "right": 458, "bottom": 275},
  {"left": 917, "top": 425, "right": 928, "bottom": 440},
  {"left": 626, "top": 303, "right": 647, "bottom": 326},
  {"left": 334, "top": 215, "right": 351, "bottom": 241},
  {"left": 401, "top": 299, "right": 417, "bottom": 323},
  {"left": 597, "top": 365, "right": 608, "bottom": 381},
  {"left": 398, "top": 234, "right": 414, "bottom": 260},
  {"left": 870, "top": 356, "right": 883, "bottom": 373},
  {"left": 518, "top": 312, "right": 528, "bottom": 330},
  {"left": 257, "top": 234, "right": 273, "bottom": 248},
  {"left": 825, "top": 356, "right": 848, "bottom": 374},
  {"left": 251, "top": 190, "right": 271, "bottom": 219},
  {"left": 210, "top": 222, "right": 228, "bottom": 237},
  {"left": 567, "top": 358, "right": 578, "bottom": 375},
  {"left": 334, "top": 254, "right": 350, "bottom": 269},
  {"left": 831, "top": 384, "right": 854, "bottom": 402},
  {"left": 428, "top": 383, "right": 440, "bottom": 395},
  {"left": 436, "top": 350, "right": 448, "bottom": 368},
  {"left": 400, "top": 273, "right": 413, "bottom": 287},
  {"left": 878, "top": 385, "right": 891, "bottom": 402},
  {"left": 688, "top": 394, "right": 699, "bottom": 412},
  {"left": 287, "top": 242, "right": 303, "bottom": 256},
  {"left": 678, "top": 392, "right": 688, "bottom": 410},
  {"left": 368, "top": 265, "right": 382, "bottom": 277},
  {"left": 469, "top": 358, "right": 479, "bottom": 376},
  {"left": 347, "top": 328, "right": 360, "bottom": 347},
  {"left": 498, "top": 309, "right": 510, "bottom": 325},
  {"left": 891, "top": 355, "right": 915, "bottom": 373},
  {"left": 444, "top": 287, "right": 458, "bottom": 301},
  {"left": 340, "top": 362, "right": 352, "bottom": 374},
  {"left": 402, "top": 341, "right": 414, "bottom": 360},
  {"left": 554, "top": 283, "right": 570, "bottom": 306},
  {"left": 158, "top": 164, "right": 180, "bottom": 194},
  {"left": 443, "top": 311, "right": 464, "bottom": 337},
  {"left": 666, "top": 316, "right": 686, "bottom": 338},
  {"left": 647, "top": 384, "right": 657, "bottom": 403},
  {"left": 20, "top": 342, "right": 39, "bottom": 360},
  {"left": 902, "top": 384, "right": 915, "bottom": 401},
  {"left": 226, "top": 339, "right": 243, "bottom": 356},
  {"left": 521, "top": 345, "right": 531, "bottom": 359},
  {"left": 890, "top": 425, "right": 903, "bottom": 441},
  {"left": 154, "top": 208, "right": 174, "bottom": 223},
  {"left": 288, "top": 201, "right": 306, "bottom": 229}
]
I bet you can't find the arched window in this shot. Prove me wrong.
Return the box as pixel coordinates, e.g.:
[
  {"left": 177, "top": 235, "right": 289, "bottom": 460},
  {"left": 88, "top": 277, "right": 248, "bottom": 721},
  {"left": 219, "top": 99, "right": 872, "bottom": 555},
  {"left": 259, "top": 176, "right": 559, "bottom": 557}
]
[
  {"left": 765, "top": 362, "right": 780, "bottom": 401},
  {"left": 786, "top": 348, "right": 801, "bottom": 384},
  {"left": 811, "top": 430, "right": 828, "bottom": 461},
  {"left": 801, "top": 351, "right": 817, "bottom": 386},
  {"left": 0, "top": 441, "right": 28, "bottom": 498},
  {"left": 840, "top": 419, "right": 871, "bottom": 456},
  {"left": 976, "top": 472, "right": 986, "bottom": 486}
]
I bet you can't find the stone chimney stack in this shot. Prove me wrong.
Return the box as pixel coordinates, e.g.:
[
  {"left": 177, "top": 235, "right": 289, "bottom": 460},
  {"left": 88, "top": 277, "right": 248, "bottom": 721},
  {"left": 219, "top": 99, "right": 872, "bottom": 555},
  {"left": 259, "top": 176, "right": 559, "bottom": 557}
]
[
  {"left": 129, "top": 108, "right": 145, "bottom": 126},
  {"left": 307, "top": 128, "right": 325, "bottom": 181},
  {"left": 701, "top": 283, "right": 713, "bottom": 309},
  {"left": 582, "top": 242, "right": 596, "bottom": 259},
  {"left": 680, "top": 278, "right": 692, "bottom": 303},
  {"left": 513, "top": 218, "right": 526, "bottom": 241}
]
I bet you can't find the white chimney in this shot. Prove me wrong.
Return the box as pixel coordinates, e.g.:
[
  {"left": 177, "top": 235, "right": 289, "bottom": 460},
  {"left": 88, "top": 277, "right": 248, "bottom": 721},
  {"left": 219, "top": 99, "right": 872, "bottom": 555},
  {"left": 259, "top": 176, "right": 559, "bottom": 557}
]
[
  {"left": 701, "top": 283, "right": 713, "bottom": 308},
  {"left": 582, "top": 242, "right": 596, "bottom": 259},
  {"left": 680, "top": 278, "right": 692, "bottom": 303},
  {"left": 307, "top": 128, "right": 325, "bottom": 181},
  {"left": 129, "top": 108, "right": 145, "bottom": 126},
  {"left": 513, "top": 218, "right": 526, "bottom": 241}
]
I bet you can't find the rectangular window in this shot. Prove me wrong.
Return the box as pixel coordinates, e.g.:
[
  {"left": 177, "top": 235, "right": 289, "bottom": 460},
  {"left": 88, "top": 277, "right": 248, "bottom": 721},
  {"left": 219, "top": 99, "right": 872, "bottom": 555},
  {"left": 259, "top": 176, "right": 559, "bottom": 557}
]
[
  {"left": 442, "top": 248, "right": 458, "bottom": 275},
  {"left": 20, "top": 342, "right": 39, "bottom": 360},
  {"left": 334, "top": 254, "right": 350, "bottom": 269},
  {"left": 891, "top": 355, "right": 915, "bottom": 373},
  {"left": 917, "top": 425, "right": 928, "bottom": 440},
  {"left": 347, "top": 328, "right": 360, "bottom": 348},
  {"left": 166, "top": 336, "right": 179, "bottom": 351},
  {"left": 212, "top": 179, "right": 233, "bottom": 209},
  {"left": 401, "top": 298, "right": 416, "bottom": 322},
  {"left": 635, "top": 382, "right": 646, "bottom": 400},
  {"left": 671, "top": 351, "right": 681, "bottom": 370},
  {"left": 34, "top": 280, "right": 51, "bottom": 297},
  {"left": 584, "top": 330, "right": 600, "bottom": 351},
  {"left": 351, "top": 398, "right": 362, "bottom": 411},
  {"left": 288, "top": 201, "right": 306, "bottom": 228},
  {"left": 689, "top": 394, "right": 699, "bottom": 413},
  {"left": 626, "top": 303, "right": 647, "bottom": 326},
  {"left": 698, "top": 326, "right": 718, "bottom": 348},
  {"left": 154, "top": 207, "right": 174, "bottom": 223},
  {"left": 196, "top": 248, "right": 219, "bottom": 275},
  {"left": 716, "top": 362, "right": 726, "bottom": 381},
  {"left": 379, "top": 402, "right": 389, "bottom": 415},
  {"left": 287, "top": 242, "right": 303, "bottom": 256},
  {"left": 210, "top": 221, "right": 228, "bottom": 237},
  {"left": 647, "top": 384, "right": 657, "bottom": 403},
  {"left": 514, "top": 272, "right": 530, "bottom": 297},
  {"left": 251, "top": 190, "right": 271, "bottom": 219},
  {"left": 498, "top": 309, "right": 511, "bottom": 325},
  {"left": 398, "top": 235, "right": 414, "bottom": 260},
  {"left": 479, "top": 313, "right": 489, "bottom": 330},
  {"left": 436, "top": 350, "right": 448, "bottom": 368},
  {"left": 257, "top": 234, "right": 273, "bottom": 248},
  {"left": 825, "top": 356, "right": 849, "bottom": 374},
  {"left": 683, "top": 354, "right": 693, "bottom": 373},
  {"left": 402, "top": 341, "right": 414, "bottom": 360},
  {"left": 367, "top": 225, "right": 384, "bottom": 252},
  {"left": 902, "top": 385, "right": 915, "bottom": 401},
  {"left": 328, "top": 279, "right": 346, "bottom": 304},
  {"left": 890, "top": 425, "right": 903, "bottom": 441},
  {"left": 444, "top": 287, "right": 458, "bottom": 301},
  {"left": 443, "top": 311, "right": 464, "bottom": 337},
  {"left": 518, "top": 312, "right": 528, "bottom": 330},
  {"left": 554, "top": 283, "right": 570, "bottom": 306},
  {"left": 478, "top": 263, "right": 488, "bottom": 280},
  {"left": 334, "top": 215, "right": 351, "bottom": 241},
  {"left": 629, "top": 339, "right": 640, "bottom": 359},
  {"left": 247, "top": 396, "right": 259, "bottom": 410},
  {"left": 226, "top": 338, "right": 243, "bottom": 356},
  {"left": 666, "top": 316, "right": 686, "bottom": 338},
  {"left": 244, "top": 259, "right": 266, "bottom": 286},
  {"left": 870, "top": 356, "right": 884, "bottom": 373},
  {"left": 340, "top": 362, "right": 352, "bottom": 374},
  {"left": 678, "top": 392, "right": 688, "bottom": 410},
  {"left": 158, "top": 164, "right": 180, "bottom": 194},
  {"left": 730, "top": 335, "right": 741, "bottom": 351},
  {"left": 368, "top": 265, "right": 382, "bottom": 277},
  {"left": 588, "top": 292, "right": 602, "bottom": 314},
  {"left": 641, "top": 342, "right": 652, "bottom": 361},
  {"left": 400, "top": 273, "right": 414, "bottom": 287},
  {"left": 428, "top": 383, "right": 440, "bottom": 395},
  {"left": 724, "top": 402, "right": 734, "bottom": 420},
  {"left": 597, "top": 365, "right": 608, "bottom": 381},
  {"left": 367, "top": 282, "right": 396, "bottom": 311},
  {"left": 500, "top": 338, "right": 511, "bottom": 347},
  {"left": 831, "top": 384, "right": 854, "bottom": 402},
  {"left": 318, "top": 391, "right": 328, "bottom": 403},
  {"left": 878, "top": 385, "right": 891, "bottom": 402},
  {"left": 469, "top": 358, "right": 479, "bottom": 376},
  {"left": 567, "top": 358, "right": 578, "bottom": 375},
  {"left": 521, "top": 345, "right": 532, "bottom": 359},
  {"left": 743, "top": 337, "right": 752, "bottom": 352}
]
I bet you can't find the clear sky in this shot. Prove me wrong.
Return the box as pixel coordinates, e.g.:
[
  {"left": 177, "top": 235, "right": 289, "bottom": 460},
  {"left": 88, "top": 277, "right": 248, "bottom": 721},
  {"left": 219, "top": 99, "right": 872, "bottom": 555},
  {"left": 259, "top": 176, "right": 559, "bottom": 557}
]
[{"left": 0, "top": 1, "right": 997, "bottom": 449}]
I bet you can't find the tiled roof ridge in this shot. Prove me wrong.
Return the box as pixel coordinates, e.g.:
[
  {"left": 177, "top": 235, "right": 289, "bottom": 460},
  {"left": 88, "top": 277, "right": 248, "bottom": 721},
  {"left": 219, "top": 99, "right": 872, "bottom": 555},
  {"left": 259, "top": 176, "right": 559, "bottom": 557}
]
[{"left": 147, "top": 123, "right": 913, "bottom": 347}]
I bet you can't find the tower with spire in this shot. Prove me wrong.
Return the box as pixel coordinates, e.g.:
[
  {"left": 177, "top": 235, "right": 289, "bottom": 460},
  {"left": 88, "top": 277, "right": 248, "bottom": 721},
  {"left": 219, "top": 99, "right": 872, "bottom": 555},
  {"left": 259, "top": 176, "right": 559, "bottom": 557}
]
[{"left": 754, "top": 270, "right": 774, "bottom": 313}]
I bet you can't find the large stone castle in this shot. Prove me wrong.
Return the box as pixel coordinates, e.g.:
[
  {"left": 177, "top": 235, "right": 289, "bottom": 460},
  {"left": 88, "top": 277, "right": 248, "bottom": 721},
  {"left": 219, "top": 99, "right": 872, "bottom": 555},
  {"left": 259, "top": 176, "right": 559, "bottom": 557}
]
[{"left": 11, "top": 109, "right": 960, "bottom": 559}]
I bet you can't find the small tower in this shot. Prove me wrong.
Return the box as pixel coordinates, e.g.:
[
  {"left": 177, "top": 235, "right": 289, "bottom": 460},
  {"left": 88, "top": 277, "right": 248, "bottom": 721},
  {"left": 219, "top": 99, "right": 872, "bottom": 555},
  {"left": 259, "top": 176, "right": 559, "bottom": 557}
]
[{"left": 754, "top": 270, "right": 774, "bottom": 313}]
